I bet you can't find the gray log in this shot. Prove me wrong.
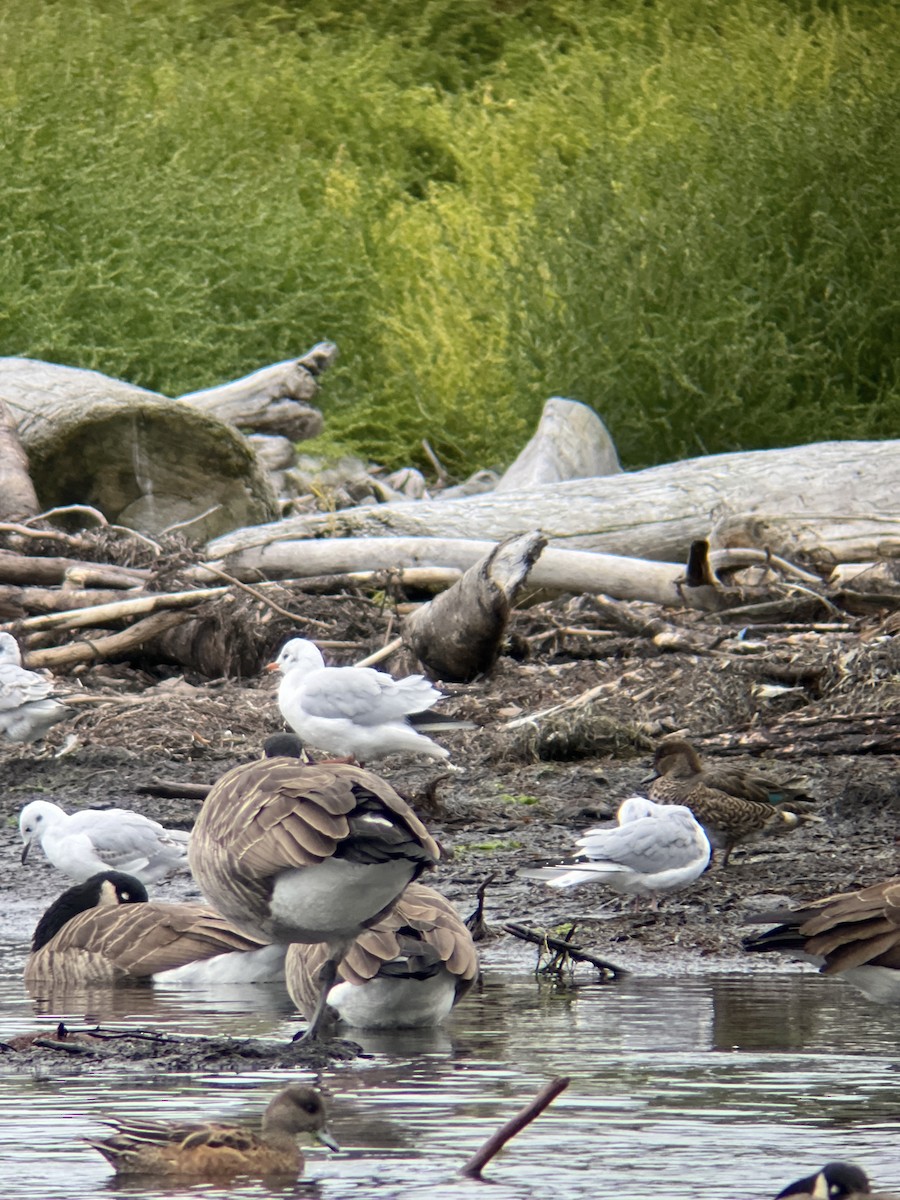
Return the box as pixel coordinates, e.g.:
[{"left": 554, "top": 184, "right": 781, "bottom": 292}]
[
  {"left": 495, "top": 397, "right": 620, "bottom": 492},
  {"left": 0, "top": 358, "right": 277, "bottom": 541},
  {"left": 206, "top": 440, "right": 900, "bottom": 564}
]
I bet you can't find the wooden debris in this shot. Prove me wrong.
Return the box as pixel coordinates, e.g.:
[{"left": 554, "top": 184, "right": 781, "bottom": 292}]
[
  {"left": 504, "top": 923, "right": 626, "bottom": 981},
  {"left": 405, "top": 531, "right": 547, "bottom": 681},
  {"left": 0, "top": 399, "right": 39, "bottom": 521},
  {"left": 494, "top": 396, "right": 620, "bottom": 492},
  {"left": 460, "top": 1076, "right": 571, "bottom": 1180}
]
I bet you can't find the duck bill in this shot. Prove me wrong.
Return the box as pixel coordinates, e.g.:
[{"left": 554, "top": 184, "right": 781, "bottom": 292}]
[
  {"left": 21, "top": 841, "right": 31, "bottom": 864},
  {"left": 640, "top": 770, "right": 659, "bottom": 785},
  {"left": 315, "top": 1127, "right": 340, "bottom": 1152}
]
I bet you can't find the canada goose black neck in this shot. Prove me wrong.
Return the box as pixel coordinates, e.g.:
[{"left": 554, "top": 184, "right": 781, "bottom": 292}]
[{"left": 31, "top": 872, "right": 148, "bottom": 952}]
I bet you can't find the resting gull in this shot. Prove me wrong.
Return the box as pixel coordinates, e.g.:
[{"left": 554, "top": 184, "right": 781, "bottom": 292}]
[
  {"left": 19, "top": 799, "right": 190, "bottom": 885},
  {"left": 268, "top": 637, "right": 451, "bottom": 762},
  {"left": 521, "top": 795, "right": 711, "bottom": 906},
  {"left": 0, "top": 632, "right": 73, "bottom": 743}
]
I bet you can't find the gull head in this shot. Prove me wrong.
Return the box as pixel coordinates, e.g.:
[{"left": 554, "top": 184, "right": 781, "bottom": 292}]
[
  {"left": 267, "top": 638, "right": 325, "bottom": 676},
  {"left": 19, "top": 800, "right": 65, "bottom": 863}
]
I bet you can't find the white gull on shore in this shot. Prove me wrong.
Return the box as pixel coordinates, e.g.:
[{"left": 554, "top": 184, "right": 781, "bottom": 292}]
[
  {"left": 0, "top": 632, "right": 73, "bottom": 743},
  {"left": 268, "top": 637, "right": 451, "bottom": 762},
  {"left": 19, "top": 799, "right": 190, "bottom": 885},
  {"left": 521, "top": 795, "right": 711, "bottom": 904}
]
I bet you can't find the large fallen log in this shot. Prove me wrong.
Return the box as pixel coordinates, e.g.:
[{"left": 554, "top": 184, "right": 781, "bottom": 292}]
[{"left": 205, "top": 440, "right": 900, "bottom": 564}]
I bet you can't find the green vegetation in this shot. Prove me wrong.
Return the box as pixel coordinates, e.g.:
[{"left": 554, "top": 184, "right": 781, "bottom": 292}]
[{"left": 1, "top": 1, "right": 896, "bottom": 473}]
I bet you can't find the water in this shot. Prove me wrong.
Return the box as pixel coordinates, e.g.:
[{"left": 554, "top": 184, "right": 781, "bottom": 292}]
[{"left": 1, "top": 942, "right": 898, "bottom": 1200}]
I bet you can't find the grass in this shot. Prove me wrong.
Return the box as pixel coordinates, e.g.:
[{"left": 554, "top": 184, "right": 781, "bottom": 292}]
[{"left": 0, "top": 0, "right": 896, "bottom": 475}]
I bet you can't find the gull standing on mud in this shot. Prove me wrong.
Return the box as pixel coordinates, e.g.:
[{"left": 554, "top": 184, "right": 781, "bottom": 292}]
[
  {"left": 0, "top": 631, "right": 72, "bottom": 743},
  {"left": 521, "top": 795, "right": 711, "bottom": 907},
  {"left": 268, "top": 637, "right": 451, "bottom": 762},
  {"left": 19, "top": 799, "right": 190, "bottom": 884}
]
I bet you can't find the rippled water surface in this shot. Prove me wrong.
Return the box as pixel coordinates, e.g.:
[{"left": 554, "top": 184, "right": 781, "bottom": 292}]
[{"left": 1, "top": 941, "right": 898, "bottom": 1200}]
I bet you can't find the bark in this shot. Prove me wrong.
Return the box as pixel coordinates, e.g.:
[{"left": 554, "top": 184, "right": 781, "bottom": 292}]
[
  {"left": 176, "top": 342, "right": 334, "bottom": 440},
  {"left": 0, "top": 358, "right": 278, "bottom": 541},
  {"left": 404, "top": 531, "right": 547, "bottom": 681},
  {"left": 495, "top": 397, "right": 620, "bottom": 492},
  {"left": 0, "top": 399, "right": 39, "bottom": 521},
  {"left": 0, "top": 549, "right": 149, "bottom": 588},
  {"left": 205, "top": 441, "right": 900, "bottom": 564}
]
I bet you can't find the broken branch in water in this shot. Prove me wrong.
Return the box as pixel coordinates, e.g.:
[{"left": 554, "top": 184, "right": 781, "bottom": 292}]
[
  {"left": 460, "top": 1075, "right": 571, "bottom": 1180},
  {"left": 504, "top": 922, "right": 627, "bottom": 981}
]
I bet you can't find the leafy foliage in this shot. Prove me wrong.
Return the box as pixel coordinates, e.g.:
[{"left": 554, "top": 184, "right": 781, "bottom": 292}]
[{"left": 0, "top": 1, "right": 896, "bottom": 473}]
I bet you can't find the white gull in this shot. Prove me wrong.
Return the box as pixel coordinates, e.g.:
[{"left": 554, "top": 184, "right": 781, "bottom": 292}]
[
  {"left": 268, "top": 637, "right": 451, "bottom": 762},
  {"left": 19, "top": 799, "right": 190, "bottom": 885},
  {"left": 0, "top": 632, "right": 73, "bottom": 743},
  {"left": 521, "top": 795, "right": 711, "bottom": 904}
]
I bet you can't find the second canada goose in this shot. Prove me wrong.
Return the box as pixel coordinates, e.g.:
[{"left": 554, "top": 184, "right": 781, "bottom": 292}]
[
  {"left": 19, "top": 799, "right": 190, "bottom": 884},
  {"left": 645, "top": 739, "right": 816, "bottom": 865},
  {"left": 86, "top": 1083, "right": 338, "bottom": 1178},
  {"left": 285, "top": 882, "right": 478, "bottom": 1029},
  {"left": 743, "top": 877, "right": 900, "bottom": 1004},
  {"left": 188, "top": 754, "right": 440, "bottom": 1039},
  {"left": 24, "top": 871, "right": 284, "bottom": 990}
]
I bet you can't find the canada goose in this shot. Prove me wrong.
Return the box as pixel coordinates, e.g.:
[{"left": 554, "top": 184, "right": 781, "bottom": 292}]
[
  {"left": 520, "top": 795, "right": 710, "bottom": 906},
  {"left": 25, "top": 871, "right": 284, "bottom": 989},
  {"left": 0, "top": 631, "right": 72, "bottom": 742},
  {"left": 19, "top": 799, "right": 190, "bottom": 884},
  {"left": 775, "top": 1160, "right": 897, "bottom": 1198},
  {"left": 285, "top": 881, "right": 478, "bottom": 1029},
  {"left": 268, "top": 637, "right": 451, "bottom": 762},
  {"left": 188, "top": 753, "right": 440, "bottom": 1039},
  {"left": 86, "top": 1083, "right": 338, "bottom": 1178},
  {"left": 743, "top": 877, "right": 900, "bottom": 1004},
  {"left": 644, "top": 739, "right": 816, "bottom": 865}
]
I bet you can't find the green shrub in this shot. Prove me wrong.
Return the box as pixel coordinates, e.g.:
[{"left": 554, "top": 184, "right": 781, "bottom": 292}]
[{"left": 0, "top": 1, "right": 895, "bottom": 475}]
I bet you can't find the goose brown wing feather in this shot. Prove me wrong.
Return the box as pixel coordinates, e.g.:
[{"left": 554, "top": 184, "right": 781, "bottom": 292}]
[{"left": 192, "top": 760, "right": 438, "bottom": 878}]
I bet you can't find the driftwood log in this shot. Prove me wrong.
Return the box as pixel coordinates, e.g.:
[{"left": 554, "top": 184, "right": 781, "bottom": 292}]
[
  {"left": 0, "top": 350, "right": 333, "bottom": 542},
  {"left": 494, "top": 397, "right": 620, "bottom": 492},
  {"left": 404, "top": 531, "right": 547, "bottom": 680},
  {"left": 205, "top": 440, "right": 900, "bottom": 565},
  {"left": 0, "top": 400, "right": 39, "bottom": 522}
]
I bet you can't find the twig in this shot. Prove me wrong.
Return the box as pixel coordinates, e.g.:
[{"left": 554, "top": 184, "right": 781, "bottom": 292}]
[
  {"left": 355, "top": 635, "right": 403, "bottom": 668},
  {"left": 460, "top": 1076, "right": 571, "bottom": 1179},
  {"left": 198, "top": 562, "right": 334, "bottom": 628},
  {"left": 504, "top": 923, "right": 627, "bottom": 981},
  {"left": 161, "top": 505, "right": 222, "bottom": 536},
  {"left": 16, "top": 586, "right": 228, "bottom": 632},
  {"left": 136, "top": 778, "right": 212, "bottom": 801}
]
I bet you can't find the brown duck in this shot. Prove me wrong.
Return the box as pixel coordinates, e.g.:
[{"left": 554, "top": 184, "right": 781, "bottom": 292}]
[
  {"left": 645, "top": 739, "right": 815, "bottom": 865},
  {"left": 744, "top": 877, "right": 900, "bottom": 1004},
  {"left": 86, "top": 1083, "right": 338, "bottom": 1178}
]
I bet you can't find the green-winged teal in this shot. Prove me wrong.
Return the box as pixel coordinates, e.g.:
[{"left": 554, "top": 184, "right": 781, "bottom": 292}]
[{"left": 645, "top": 739, "right": 816, "bottom": 865}]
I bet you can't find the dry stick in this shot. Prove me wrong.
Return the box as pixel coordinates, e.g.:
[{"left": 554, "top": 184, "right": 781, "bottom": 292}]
[
  {"left": 460, "top": 1076, "right": 571, "bottom": 1180},
  {"left": 355, "top": 635, "right": 403, "bottom": 668},
  {"left": 16, "top": 586, "right": 229, "bottom": 632},
  {"left": 504, "top": 923, "right": 627, "bottom": 980},
  {"left": 23, "top": 609, "right": 186, "bottom": 668},
  {"left": 198, "top": 562, "right": 334, "bottom": 628}
]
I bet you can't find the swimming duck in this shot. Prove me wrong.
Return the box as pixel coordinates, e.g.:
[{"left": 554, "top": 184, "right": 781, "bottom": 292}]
[
  {"left": 268, "top": 637, "right": 451, "bottom": 762},
  {"left": 187, "top": 752, "right": 440, "bottom": 1039},
  {"left": 24, "top": 871, "right": 284, "bottom": 989},
  {"left": 521, "top": 795, "right": 710, "bottom": 906},
  {"left": 775, "top": 1160, "right": 897, "bottom": 1198},
  {"left": 285, "top": 881, "right": 478, "bottom": 1029},
  {"left": 0, "top": 631, "right": 72, "bottom": 742},
  {"left": 19, "top": 799, "right": 190, "bottom": 884},
  {"left": 86, "top": 1083, "right": 338, "bottom": 1178},
  {"left": 645, "top": 739, "right": 815, "bottom": 865},
  {"left": 743, "top": 877, "right": 900, "bottom": 1004}
]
